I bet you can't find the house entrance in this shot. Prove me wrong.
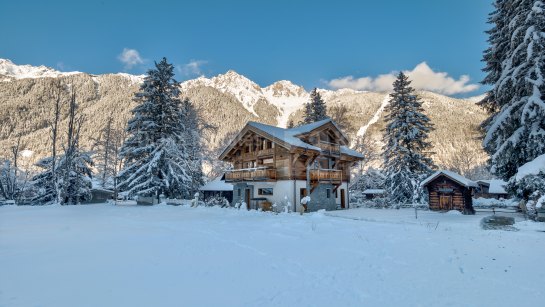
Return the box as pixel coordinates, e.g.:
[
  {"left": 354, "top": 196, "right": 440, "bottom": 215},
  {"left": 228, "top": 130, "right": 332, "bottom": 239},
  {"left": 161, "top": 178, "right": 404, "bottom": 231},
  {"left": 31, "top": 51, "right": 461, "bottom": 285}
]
[
  {"left": 245, "top": 188, "right": 251, "bottom": 210},
  {"left": 439, "top": 194, "right": 453, "bottom": 210}
]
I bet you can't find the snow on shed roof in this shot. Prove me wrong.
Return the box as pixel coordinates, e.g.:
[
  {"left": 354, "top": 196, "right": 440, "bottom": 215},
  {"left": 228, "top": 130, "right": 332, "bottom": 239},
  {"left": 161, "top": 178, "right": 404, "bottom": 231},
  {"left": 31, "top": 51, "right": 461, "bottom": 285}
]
[
  {"left": 421, "top": 170, "right": 478, "bottom": 188},
  {"left": 489, "top": 179, "right": 507, "bottom": 194},
  {"left": 340, "top": 146, "right": 365, "bottom": 159},
  {"left": 515, "top": 154, "right": 545, "bottom": 181},
  {"left": 362, "top": 189, "right": 385, "bottom": 194},
  {"left": 199, "top": 177, "right": 233, "bottom": 191}
]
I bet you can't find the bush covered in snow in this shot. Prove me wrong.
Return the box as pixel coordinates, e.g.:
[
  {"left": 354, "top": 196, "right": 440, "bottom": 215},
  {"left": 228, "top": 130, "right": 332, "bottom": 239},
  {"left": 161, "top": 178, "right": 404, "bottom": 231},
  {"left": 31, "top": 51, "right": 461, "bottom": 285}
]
[{"left": 204, "top": 196, "right": 230, "bottom": 208}]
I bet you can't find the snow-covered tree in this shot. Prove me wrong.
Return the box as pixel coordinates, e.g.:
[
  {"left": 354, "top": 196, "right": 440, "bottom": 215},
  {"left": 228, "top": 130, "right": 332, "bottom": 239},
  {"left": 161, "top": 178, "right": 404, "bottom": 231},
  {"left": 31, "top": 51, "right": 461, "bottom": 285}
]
[
  {"left": 302, "top": 88, "right": 328, "bottom": 124},
  {"left": 59, "top": 93, "right": 93, "bottom": 205},
  {"left": 92, "top": 116, "right": 125, "bottom": 189},
  {"left": 118, "top": 58, "right": 191, "bottom": 201},
  {"left": 181, "top": 98, "right": 204, "bottom": 198},
  {"left": 350, "top": 168, "right": 386, "bottom": 192},
  {"left": 481, "top": 0, "right": 545, "bottom": 181},
  {"left": 382, "top": 72, "right": 435, "bottom": 204}
]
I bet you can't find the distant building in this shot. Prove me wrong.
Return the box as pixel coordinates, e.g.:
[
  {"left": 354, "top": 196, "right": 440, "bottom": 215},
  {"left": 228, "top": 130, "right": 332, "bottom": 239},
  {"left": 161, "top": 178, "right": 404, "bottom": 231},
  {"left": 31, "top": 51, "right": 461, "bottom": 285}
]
[
  {"left": 84, "top": 187, "right": 114, "bottom": 204},
  {"left": 199, "top": 176, "right": 234, "bottom": 203},
  {"left": 475, "top": 179, "right": 509, "bottom": 199},
  {"left": 421, "top": 170, "right": 478, "bottom": 214},
  {"left": 219, "top": 119, "right": 364, "bottom": 212},
  {"left": 362, "top": 189, "right": 385, "bottom": 200}
]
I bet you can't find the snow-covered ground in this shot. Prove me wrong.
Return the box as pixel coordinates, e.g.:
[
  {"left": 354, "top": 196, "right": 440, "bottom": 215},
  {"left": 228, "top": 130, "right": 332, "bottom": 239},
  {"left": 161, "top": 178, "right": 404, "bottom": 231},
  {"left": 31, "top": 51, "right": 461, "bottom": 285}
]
[{"left": 1, "top": 204, "right": 544, "bottom": 307}]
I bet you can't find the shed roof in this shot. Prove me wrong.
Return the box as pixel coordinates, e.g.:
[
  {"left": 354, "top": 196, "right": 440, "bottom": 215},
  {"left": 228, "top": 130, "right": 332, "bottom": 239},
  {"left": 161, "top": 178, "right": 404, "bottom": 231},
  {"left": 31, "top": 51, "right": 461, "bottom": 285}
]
[
  {"left": 362, "top": 189, "right": 385, "bottom": 194},
  {"left": 421, "top": 170, "right": 478, "bottom": 188},
  {"left": 199, "top": 177, "right": 233, "bottom": 191}
]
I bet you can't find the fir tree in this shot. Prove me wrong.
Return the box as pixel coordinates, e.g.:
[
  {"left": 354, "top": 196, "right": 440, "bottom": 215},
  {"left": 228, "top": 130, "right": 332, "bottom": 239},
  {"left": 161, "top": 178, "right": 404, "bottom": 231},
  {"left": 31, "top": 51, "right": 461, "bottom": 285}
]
[
  {"left": 118, "top": 58, "right": 191, "bottom": 201},
  {"left": 382, "top": 72, "right": 435, "bottom": 204},
  {"left": 481, "top": 0, "right": 545, "bottom": 180},
  {"left": 302, "top": 88, "right": 328, "bottom": 124}
]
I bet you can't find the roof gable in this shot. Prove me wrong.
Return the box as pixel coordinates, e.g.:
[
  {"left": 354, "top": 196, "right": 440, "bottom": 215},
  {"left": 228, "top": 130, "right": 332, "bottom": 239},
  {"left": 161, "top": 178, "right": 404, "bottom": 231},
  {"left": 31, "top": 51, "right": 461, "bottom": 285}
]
[{"left": 421, "top": 170, "right": 478, "bottom": 188}]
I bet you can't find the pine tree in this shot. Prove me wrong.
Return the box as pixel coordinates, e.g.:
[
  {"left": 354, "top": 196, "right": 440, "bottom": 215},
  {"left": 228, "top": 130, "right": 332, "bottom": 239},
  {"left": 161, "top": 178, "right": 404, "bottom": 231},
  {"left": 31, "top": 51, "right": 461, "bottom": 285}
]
[
  {"left": 382, "top": 72, "right": 435, "bottom": 204},
  {"left": 481, "top": 0, "right": 545, "bottom": 181},
  {"left": 302, "top": 88, "right": 328, "bottom": 124},
  {"left": 118, "top": 58, "right": 190, "bottom": 201}
]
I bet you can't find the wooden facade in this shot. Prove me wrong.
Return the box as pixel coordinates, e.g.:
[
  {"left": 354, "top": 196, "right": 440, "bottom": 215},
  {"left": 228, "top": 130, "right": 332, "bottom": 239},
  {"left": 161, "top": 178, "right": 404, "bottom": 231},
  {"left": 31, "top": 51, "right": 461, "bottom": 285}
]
[
  {"left": 219, "top": 121, "right": 360, "bottom": 192},
  {"left": 218, "top": 120, "right": 363, "bottom": 211},
  {"left": 422, "top": 173, "right": 476, "bottom": 214}
]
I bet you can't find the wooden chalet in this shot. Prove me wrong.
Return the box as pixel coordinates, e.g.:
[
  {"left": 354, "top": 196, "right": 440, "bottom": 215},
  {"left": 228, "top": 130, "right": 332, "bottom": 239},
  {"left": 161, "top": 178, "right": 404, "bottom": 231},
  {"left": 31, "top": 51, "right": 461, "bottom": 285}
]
[
  {"left": 475, "top": 179, "right": 509, "bottom": 199},
  {"left": 421, "top": 170, "right": 478, "bottom": 214},
  {"left": 218, "top": 119, "right": 364, "bottom": 212}
]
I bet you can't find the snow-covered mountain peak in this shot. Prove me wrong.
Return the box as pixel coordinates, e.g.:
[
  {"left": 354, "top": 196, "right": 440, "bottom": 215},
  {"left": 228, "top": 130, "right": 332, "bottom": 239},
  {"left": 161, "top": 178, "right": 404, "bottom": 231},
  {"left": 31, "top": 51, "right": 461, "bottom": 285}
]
[
  {"left": 0, "top": 58, "right": 82, "bottom": 79},
  {"left": 263, "top": 80, "right": 307, "bottom": 98}
]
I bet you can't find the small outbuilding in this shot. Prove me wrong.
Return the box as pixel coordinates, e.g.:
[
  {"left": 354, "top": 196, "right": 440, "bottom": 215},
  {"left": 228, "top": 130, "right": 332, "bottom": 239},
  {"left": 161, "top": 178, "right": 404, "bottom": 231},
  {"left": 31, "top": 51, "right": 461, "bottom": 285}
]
[
  {"left": 475, "top": 179, "right": 509, "bottom": 199},
  {"left": 362, "top": 189, "right": 385, "bottom": 200},
  {"left": 421, "top": 170, "right": 478, "bottom": 214},
  {"left": 83, "top": 187, "right": 114, "bottom": 204},
  {"left": 199, "top": 176, "right": 234, "bottom": 203}
]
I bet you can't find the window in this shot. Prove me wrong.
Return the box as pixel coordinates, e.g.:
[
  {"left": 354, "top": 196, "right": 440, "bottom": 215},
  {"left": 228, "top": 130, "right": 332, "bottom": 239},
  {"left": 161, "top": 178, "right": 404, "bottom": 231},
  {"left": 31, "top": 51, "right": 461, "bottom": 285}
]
[
  {"left": 258, "top": 188, "right": 273, "bottom": 195},
  {"left": 326, "top": 188, "right": 331, "bottom": 198},
  {"left": 300, "top": 188, "right": 307, "bottom": 198}
]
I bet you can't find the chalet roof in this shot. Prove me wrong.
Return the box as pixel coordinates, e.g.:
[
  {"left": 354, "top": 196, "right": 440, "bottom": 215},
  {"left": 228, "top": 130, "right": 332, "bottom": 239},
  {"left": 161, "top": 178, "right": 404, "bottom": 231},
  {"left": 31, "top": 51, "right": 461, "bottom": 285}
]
[
  {"left": 199, "top": 177, "right": 233, "bottom": 191},
  {"left": 421, "top": 170, "right": 478, "bottom": 188},
  {"left": 247, "top": 122, "right": 321, "bottom": 151},
  {"left": 220, "top": 119, "right": 363, "bottom": 160}
]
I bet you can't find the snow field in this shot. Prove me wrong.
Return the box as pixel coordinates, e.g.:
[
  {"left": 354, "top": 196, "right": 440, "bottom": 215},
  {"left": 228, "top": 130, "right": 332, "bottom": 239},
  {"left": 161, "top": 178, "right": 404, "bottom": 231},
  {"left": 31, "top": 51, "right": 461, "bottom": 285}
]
[{"left": 1, "top": 204, "right": 544, "bottom": 307}]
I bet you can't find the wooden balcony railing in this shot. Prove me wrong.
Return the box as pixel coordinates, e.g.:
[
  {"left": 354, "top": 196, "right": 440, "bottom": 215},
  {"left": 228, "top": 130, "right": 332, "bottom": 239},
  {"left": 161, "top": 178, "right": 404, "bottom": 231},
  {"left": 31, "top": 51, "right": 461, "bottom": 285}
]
[
  {"left": 310, "top": 169, "right": 342, "bottom": 183},
  {"left": 225, "top": 167, "right": 277, "bottom": 182},
  {"left": 317, "top": 141, "right": 340, "bottom": 156}
]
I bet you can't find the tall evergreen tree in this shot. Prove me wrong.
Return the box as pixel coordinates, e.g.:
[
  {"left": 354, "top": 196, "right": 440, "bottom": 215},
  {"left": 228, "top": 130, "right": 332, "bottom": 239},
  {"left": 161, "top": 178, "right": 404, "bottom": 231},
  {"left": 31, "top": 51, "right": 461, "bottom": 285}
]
[
  {"left": 302, "top": 88, "right": 328, "bottom": 124},
  {"left": 481, "top": 0, "right": 545, "bottom": 180},
  {"left": 382, "top": 72, "right": 435, "bottom": 204},
  {"left": 118, "top": 58, "right": 190, "bottom": 201}
]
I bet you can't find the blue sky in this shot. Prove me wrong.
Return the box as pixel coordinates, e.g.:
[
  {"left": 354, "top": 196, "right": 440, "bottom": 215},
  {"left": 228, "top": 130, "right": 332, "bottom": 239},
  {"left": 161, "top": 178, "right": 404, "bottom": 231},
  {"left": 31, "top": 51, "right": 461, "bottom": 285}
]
[{"left": 0, "top": 0, "right": 492, "bottom": 96}]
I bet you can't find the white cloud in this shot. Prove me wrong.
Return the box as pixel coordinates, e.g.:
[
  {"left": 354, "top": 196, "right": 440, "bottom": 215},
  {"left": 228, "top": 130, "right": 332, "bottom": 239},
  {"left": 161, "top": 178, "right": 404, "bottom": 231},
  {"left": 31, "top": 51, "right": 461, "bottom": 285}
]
[
  {"left": 178, "top": 59, "right": 208, "bottom": 77},
  {"left": 118, "top": 48, "right": 144, "bottom": 70},
  {"left": 327, "top": 62, "right": 479, "bottom": 95}
]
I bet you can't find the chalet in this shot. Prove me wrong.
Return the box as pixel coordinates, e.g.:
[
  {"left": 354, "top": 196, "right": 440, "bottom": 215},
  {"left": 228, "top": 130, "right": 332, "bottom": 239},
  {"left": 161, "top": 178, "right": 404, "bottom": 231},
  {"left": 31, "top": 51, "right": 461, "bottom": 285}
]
[
  {"left": 199, "top": 176, "right": 234, "bottom": 203},
  {"left": 421, "top": 170, "right": 478, "bottom": 214},
  {"left": 475, "top": 179, "right": 509, "bottom": 199},
  {"left": 218, "top": 119, "right": 364, "bottom": 212}
]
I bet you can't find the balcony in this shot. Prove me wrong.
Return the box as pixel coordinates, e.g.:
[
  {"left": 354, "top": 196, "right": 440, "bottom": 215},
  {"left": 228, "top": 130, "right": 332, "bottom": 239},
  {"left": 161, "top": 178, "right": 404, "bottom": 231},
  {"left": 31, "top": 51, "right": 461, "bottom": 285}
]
[
  {"left": 310, "top": 169, "right": 342, "bottom": 184},
  {"left": 317, "top": 141, "right": 340, "bottom": 156},
  {"left": 225, "top": 167, "right": 277, "bottom": 182}
]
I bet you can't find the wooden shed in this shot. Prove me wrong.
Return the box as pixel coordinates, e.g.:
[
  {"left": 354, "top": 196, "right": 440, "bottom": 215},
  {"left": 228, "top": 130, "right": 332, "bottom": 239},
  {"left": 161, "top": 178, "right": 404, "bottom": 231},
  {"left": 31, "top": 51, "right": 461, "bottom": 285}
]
[{"left": 421, "top": 170, "right": 478, "bottom": 214}]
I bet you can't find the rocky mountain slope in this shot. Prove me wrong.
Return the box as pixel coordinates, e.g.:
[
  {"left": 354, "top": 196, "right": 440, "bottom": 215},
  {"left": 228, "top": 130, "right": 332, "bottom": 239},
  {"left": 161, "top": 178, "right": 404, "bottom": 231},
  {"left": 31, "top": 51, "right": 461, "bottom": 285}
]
[{"left": 0, "top": 59, "right": 489, "bottom": 172}]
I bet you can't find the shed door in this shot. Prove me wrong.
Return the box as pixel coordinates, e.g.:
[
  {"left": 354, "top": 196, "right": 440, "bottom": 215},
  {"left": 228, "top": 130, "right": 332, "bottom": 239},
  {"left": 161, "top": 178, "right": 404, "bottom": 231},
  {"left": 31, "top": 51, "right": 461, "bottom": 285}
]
[{"left": 439, "top": 195, "right": 452, "bottom": 210}]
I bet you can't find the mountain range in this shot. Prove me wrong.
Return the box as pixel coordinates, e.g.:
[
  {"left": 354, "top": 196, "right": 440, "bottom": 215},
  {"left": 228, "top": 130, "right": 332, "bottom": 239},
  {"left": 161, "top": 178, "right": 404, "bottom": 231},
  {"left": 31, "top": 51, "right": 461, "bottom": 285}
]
[{"left": 0, "top": 58, "right": 489, "bottom": 175}]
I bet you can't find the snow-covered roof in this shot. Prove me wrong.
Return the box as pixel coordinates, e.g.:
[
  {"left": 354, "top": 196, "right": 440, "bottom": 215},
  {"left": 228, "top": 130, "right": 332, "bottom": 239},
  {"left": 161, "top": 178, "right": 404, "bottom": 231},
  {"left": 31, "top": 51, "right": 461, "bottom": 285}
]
[
  {"left": 200, "top": 177, "right": 233, "bottom": 191},
  {"left": 515, "top": 154, "right": 545, "bottom": 181},
  {"left": 420, "top": 170, "right": 478, "bottom": 188},
  {"left": 489, "top": 179, "right": 507, "bottom": 194},
  {"left": 362, "top": 189, "right": 385, "bottom": 194},
  {"left": 221, "top": 119, "right": 363, "bottom": 160},
  {"left": 340, "top": 146, "right": 365, "bottom": 159},
  {"left": 248, "top": 122, "right": 321, "bottom": 151}
]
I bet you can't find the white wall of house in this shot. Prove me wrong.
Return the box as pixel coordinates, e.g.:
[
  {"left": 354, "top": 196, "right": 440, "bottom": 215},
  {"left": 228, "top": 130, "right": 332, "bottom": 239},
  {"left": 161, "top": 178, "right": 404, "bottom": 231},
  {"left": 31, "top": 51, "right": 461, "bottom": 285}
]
[{"left": 236, "top": 180, "right": 351, "bottom": 212}]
